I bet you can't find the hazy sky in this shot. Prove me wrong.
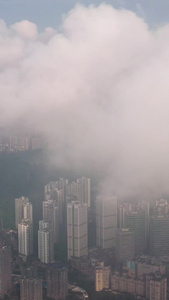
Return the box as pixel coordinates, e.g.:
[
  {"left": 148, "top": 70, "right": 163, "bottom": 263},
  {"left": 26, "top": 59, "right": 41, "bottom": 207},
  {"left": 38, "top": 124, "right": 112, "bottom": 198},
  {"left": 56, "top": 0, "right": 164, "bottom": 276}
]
[
  {"left": 0, "top": 0, "right": 169, "bottom": 30},
  {"left": 1, "top": 2, "right": 169, "bottom": 200}
]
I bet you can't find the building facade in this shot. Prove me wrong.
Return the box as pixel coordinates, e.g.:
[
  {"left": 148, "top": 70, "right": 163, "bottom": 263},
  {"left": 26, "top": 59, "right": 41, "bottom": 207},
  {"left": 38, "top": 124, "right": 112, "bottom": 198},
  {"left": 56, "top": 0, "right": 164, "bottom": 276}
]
[
  {"left": 15, "top": 196, "right": 29, "bottom": 228},
  {"left": 43, "top": 200, "right": 59, "bottom": 243},
  {"left": 38, "top": 220, "right": 54, "bottom": 263},
  {"left": 20, "top": 278, "right": 42, "bottom": 300},
  {"left": 150, "top": 200, "right": 169, "bottom": 257},
  {"left": 96, "top": 196, "right": 117, "bottom": 249},
  {"left": 18, "top": 219, "right": 33, "bottom": 256},
  {"left": 0, "top": 246, "right": 12, "bottom": 298},
  {"left": 46, "top": 266, "right": 68, "bottom": 300},
  {"left": 116, "top": 228, "right": 134, "bottom": 263},
  {"left": 95, "top": 264, "right": 111, "bottom": 291},
  {"left": 67, "top": 201, "right": 88, "bottom": 259},
  {"left": 125, "top": 211, "right": 146, "bottom": 254}
]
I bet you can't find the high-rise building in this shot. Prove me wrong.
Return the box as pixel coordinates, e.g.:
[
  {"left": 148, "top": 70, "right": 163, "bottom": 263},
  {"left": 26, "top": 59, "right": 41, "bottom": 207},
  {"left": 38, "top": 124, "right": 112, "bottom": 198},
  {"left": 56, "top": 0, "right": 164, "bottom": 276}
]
[
  {"left": 18, "top": 219, "right": 33, "bottom": 256},
  {"left": 67, "top": 201, "right": 88, "bottom": 259},
  {"left": 38, "top": 220, "right": 54, "bottom": 263},
  {"left": 150, "top": 216, "right": 169, "bottom": 257},
  {"left": 77, "top": 177, "right": 91, "bottom": 207},
  {"left": 15, "top": 196, "right": 29, "bottom": 228},
  {"left": 96, "top": 196, "right": 117, "bottom": 249},
  {"left": 56, "top": 189, "right": 64, "bottom": 225},
  {"left": 118, "top": 200, "right": 149, "bottom": 253},
  {"left": 43, "top": 200, "right": 59, "bottom": 243},
  {"left": 20, "top": 278, "right": 42, "bottom": 300},
  {"left": 116, "top": 228, "right": 134, "bottom": 263},
  {"left": 149, "top": 199, "right": 169, "bottom": 257},
  {"left": 125, "top": 211, "right": 146, "bottom": 254},
  {"left": 0, "top": 246, "right": 12, "bottom": 298},
  {"left": 66, "top": 177, "right": 91, "bottom": 207},
  {"left": 46, "top": 266, "right": 68, "bottom": 300},
  {"left": 23, "top": 202, "right": 33, "bottom": 224}
]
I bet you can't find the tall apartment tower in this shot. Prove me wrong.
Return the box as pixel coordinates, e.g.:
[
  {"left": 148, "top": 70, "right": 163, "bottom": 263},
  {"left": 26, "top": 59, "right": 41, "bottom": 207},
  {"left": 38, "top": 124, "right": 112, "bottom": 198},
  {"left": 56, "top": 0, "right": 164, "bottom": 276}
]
[
  {"left": 77, "top": 177, "right": 91, "bottom": 207},
  {"left": 96, "top": 196, "right": 117, "bottom": 249},
  {"left": 15, "top": 196, "right": 29, "bottom": 228},
  {"left": 150, "top": 199, "right": 169, "bottom": 256},
  {"left": 67, "top": 201, "right": 88, "bottom": 259},
  {"left": 46, "top": 266, "right": 68, "bottom": 300},
  {"left": 18, "top": 219, "right": 33, "bottom": 256},
  {"left": 20, "top": 278, "right": 42, "bottom": 300},
  {"left": 150, "top": 200, "right": 169, "bottom": 257},
  {"left": 0, "top": 246, "right": 12, "bottom": 298},
  {"left": 116, "top": 228, "right": 134, "bottom": 263},
  {"left": 38, "top": 220, "right": 54, "bottom": 263},
  {"left": 125, "top": 211, "right": 146, "bottom": 254},
  {"left": 118, "top": 201, "right": 149, "bottom": 253},
  {"left": 23, "top": 202, "right": 33, "bottom": 224},
  {"left": 56, "top": 189, "right": 64, "bottom": 225},
  {"left": 150, "top": 216, "right": 169, "bottom": 257},
  {"left": 43, "top": 200, "right": 59, "bottom": 243}
]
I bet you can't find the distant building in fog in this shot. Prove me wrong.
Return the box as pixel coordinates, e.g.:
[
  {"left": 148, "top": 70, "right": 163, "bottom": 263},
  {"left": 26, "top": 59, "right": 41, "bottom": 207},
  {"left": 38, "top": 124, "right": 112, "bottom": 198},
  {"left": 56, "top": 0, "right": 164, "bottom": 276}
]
[
  {"left": 0, "top": 246, "right": 12, "bottom": 298},
  {"left": 18, "top": 219, "right": 33, "bottom": 256},
  {"left": 96, "top": 196, "right": 117, "bottom": 249},
  {"left": 20, "top": 278, "right": 42, "bottom": 300},
  {"left": 77, "top": 177, "right": 91, "bottom": 207},
  {"left": 15, "top": 196, "right": 29, "bottom": 228},
  {"left": 116, "top": 228, "right": 134, "bottom": 263},
  {"left": 43, "top": 200, "right": 59, "bottom": 243},
  {"left": 46, "top": 266, "right": 68, "bottom": 300},
  {"left": 23, "top": 202, "right": 33, "bottom": 224},
  {"left": 38, "top": 220, "right": 54, "bottom": 263},
  {"left": 67, "top": 201, "right": 88, "bottom": 259},
  {"left": 125, "top": 211, "right": 146, "bottom": 254},
  {"left": 150, "top": 199, "right": 169, "bottom": 257}
]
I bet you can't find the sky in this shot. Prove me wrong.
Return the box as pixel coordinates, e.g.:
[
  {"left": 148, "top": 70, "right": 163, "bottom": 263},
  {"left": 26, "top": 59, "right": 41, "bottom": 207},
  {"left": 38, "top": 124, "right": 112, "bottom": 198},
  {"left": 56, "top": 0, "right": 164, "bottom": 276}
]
[
  {"left": 0, "top": 0, "right": 169, "bottom": 30},
  {"left": 1, "top": 1, "right": 169, "bottom": 200}
]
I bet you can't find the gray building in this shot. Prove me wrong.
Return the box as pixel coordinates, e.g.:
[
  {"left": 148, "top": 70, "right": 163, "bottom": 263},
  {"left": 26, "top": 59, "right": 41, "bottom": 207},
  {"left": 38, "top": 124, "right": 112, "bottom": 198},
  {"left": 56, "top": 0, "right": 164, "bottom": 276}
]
[
  {"left": 150, "top": 215, "right": 169, "bottom": 257},
  {"left": 47, "top": 266, "right": 68, "bottom": 300},
  {"left": 38, "top": 220, "right": 54, "bottom": 263},
  {"left": 96, "top": 196, "right": 117, "bottom": 249},
  {"left": 20, "top": 278, "right": 42, "bottom": 300},
  {"left": 116, "top": 228, "right": 134, "bottom": 263},
  {"left": 149, "top": 199, "right": 169, "bottom": 257},
  {"left": 0, "top": 246, "right": 12, "bottom": 298},
  {"left": 43, "top": 200, "right": 59, "bottom": 243},
  {"left": 67, "top": 201, "right": 88, "bottom": 259},
  {"left": 15, "top": 196, "right": 29, "bottom": 228},
  {"left": 18, "top": 219, "right": 33, "bottom": 256},
  {"left": 125, "top": 211, "right": 146, "bottom": 254}
]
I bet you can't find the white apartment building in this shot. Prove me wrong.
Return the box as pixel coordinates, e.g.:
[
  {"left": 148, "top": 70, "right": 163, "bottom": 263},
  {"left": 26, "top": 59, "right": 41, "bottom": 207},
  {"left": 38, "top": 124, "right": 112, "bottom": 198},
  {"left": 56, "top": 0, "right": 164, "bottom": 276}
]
[{"left": 38, "top": 220, "right": 54, "bottom": 263}]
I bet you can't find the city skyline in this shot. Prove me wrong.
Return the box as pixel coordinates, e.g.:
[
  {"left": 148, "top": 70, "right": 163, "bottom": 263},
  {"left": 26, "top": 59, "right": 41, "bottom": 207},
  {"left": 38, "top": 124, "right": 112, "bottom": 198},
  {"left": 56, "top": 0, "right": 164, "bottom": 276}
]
[{"left": 0, "top": 1, "right": 169, "bottom": 299}]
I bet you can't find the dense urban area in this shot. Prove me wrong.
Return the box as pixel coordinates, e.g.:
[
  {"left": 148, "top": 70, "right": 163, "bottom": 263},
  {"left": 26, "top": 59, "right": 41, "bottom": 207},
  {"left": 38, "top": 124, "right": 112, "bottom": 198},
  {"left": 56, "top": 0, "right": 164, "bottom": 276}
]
[{"left": 0, "top": 131, "right": 168, "bottom": 300}]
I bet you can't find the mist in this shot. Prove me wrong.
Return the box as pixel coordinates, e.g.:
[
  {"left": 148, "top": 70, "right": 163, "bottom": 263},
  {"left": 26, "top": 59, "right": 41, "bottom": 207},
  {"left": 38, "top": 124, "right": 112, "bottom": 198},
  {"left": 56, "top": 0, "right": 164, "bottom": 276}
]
[{"left": 1, "top": 3, "right": 169, "bottom": 200}]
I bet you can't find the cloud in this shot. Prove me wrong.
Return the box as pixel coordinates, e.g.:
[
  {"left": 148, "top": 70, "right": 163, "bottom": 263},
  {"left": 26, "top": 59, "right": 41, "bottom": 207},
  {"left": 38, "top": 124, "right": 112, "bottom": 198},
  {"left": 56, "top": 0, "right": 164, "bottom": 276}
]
[
  {"left": 11, "top": 20, "right": 38, "bottom": 40},
  {"left": 0, "top": 3, "right": 169, "bottom": 200}
]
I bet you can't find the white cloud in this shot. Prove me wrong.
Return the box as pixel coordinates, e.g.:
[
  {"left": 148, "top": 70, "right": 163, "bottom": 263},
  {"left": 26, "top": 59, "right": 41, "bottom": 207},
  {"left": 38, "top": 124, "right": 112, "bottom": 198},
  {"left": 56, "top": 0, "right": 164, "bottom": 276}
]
[{"left": 0, "top": 4, "right": 169, "bottom": 199}]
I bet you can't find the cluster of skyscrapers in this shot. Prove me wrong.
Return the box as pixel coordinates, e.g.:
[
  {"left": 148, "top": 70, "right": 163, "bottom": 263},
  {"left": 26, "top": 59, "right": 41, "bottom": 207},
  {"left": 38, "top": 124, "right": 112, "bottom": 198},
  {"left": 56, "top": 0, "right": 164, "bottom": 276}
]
[{"left": 2, "top": 177, "right": 169, "bottom": 299}]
